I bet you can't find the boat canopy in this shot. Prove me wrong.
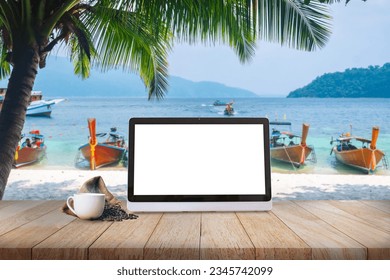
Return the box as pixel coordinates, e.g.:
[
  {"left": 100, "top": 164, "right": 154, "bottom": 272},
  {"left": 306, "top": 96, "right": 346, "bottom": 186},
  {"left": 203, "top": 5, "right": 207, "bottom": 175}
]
[
  {"left": 26, "top": 133, "right": 44, "bottom": 140},
  {"left": 109, "top": 132, "right": 125, "bottom": 139},
  {"left": 269, "top": 121, "right": 292, "bottom": 126},
  {"left": 337, "top": 136, "right": 371, "bottom": 143},
  {"left": 280, "top": 131, "right": 300, "bottom": 138}
]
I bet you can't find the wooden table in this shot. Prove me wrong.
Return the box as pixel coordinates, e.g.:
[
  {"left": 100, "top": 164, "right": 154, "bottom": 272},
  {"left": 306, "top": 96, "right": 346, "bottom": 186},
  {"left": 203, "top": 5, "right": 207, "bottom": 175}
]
[{"left": 0, "top": 200, "right": 389, "bottom": 260}]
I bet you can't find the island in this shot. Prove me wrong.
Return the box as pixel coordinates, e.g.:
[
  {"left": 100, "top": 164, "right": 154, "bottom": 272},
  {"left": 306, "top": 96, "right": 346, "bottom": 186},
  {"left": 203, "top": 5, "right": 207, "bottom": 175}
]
[{"left": 287, "top": 63, "right": 390, "bottom": 98}]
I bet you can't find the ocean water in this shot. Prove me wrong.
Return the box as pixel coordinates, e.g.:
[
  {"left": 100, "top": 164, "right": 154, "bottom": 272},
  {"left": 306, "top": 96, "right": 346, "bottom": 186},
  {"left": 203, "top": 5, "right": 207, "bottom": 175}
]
[{"left": 21, "top": 97, "right": 390, "bottom": 175}]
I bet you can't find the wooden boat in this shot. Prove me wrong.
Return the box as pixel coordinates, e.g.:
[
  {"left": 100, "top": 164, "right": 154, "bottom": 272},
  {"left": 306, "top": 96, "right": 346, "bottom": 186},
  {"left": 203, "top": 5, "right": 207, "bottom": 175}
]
[
  {"left": 77, "top": 118, "right": 127, "bottom": 169},
  {"left": 330, "top": 126, "right": 387, "bottom": 173},
  {"left": 14, "top": 130, "right": 46, "bottom": 168},
  {"left": 270, "top": 122, "right": 315, "bottom": 168},
  {"left": 0, "top": 89, "right": 64, "bottom": 116}
]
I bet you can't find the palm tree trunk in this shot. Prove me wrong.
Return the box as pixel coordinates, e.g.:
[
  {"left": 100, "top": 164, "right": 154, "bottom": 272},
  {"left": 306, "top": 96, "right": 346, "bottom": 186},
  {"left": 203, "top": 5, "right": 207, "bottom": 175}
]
[{"left": 0, "top": 47, "right": 39, "bottom": 199}]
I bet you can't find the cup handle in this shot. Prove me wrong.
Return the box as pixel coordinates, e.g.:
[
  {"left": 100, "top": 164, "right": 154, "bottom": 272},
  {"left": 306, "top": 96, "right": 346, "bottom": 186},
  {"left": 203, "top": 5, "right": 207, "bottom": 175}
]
[{"left": 66, "top": 196, "right": 77, "bottom": 216}]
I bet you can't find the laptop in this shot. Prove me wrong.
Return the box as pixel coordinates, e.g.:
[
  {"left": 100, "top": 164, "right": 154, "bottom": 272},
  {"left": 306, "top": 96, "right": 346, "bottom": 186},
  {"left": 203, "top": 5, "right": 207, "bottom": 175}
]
[{"left": 127, "top": 117, "right": 272, "bottom": 212}]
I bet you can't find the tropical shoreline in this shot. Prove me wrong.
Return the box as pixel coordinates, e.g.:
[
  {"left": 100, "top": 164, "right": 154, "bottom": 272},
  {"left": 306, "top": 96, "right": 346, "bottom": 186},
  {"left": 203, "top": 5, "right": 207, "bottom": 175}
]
[
  {"left": 4, "top": 169, "right": 390, "bottom": 201},
  {"left": 8, "top": 97, "right": 390, "bottom": 176}
]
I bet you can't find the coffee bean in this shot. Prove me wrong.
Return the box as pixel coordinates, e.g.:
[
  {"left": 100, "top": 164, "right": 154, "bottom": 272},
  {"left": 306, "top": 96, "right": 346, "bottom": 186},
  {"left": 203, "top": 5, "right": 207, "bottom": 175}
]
[{"left": 98, "top": 202, "right": 138, "bottom": 221}]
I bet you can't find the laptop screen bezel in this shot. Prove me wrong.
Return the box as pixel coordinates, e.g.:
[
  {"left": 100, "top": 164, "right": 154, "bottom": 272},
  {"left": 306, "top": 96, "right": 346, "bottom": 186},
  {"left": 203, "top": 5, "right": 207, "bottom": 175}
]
[{"left": 128, "top": 117, "right": 271, "bottom": 203}]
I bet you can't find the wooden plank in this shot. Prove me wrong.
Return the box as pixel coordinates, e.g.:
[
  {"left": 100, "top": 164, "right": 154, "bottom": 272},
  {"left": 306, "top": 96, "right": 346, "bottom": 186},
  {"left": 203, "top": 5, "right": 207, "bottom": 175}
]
[
  {"left": 0, "top": 200, "right": 59, "bottom": 236},
  {"left": 296, "top": 201, "right": 390, "bottom": 260},
  {"left": 0, "top": 200, "right": 15, "bottom": 210},
  {"left": 0, "top": 200, "right": 388, "bottom": 261},
  {"left": 237, "top": 211, "right": 311, "bottom": 260},
  {"left": 33, "top": 219, "right": 113, "bottom": 260},
  {"left": 201, "top": 213, "right": 255, "bottom": 260},
  {"left": 361, "top": 200, "right": 390, "bottom": 214},
  {"left": 144, "top": 213, "right": 201, "bottom": 260},
  {"left": 271, "top": 201, "right": 366, "bottom": 260},
  {"left": 327, "top": 200, "right": 390, "bottom": 232},
  {"left": 0, "top": 200, "right": 43, "bottom": 222},
  {"left": 89, "top": 213, "right": 162, "bottom": 260},
  {"left": 0, "top": 205, "right": 76, "bottom": 260}
]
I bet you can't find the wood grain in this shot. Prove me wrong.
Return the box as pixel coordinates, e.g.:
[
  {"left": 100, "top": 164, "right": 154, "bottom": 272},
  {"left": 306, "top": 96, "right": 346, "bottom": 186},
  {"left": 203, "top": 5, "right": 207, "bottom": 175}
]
[
  {"left": 237, "top": 211, "right": 311, "bottom": 259},
  {"left": 0, "top": 200, "right": 60, "bottom": 236},
  {"left": 361, "top": 200, "right": 390, "bottom": 214},
  {"left": 0, "top": 200, "right": 15, "bottom": 210},
  {"left": 201, "top": 213, "right": 255, "bottom": 260},
  {"left": 33, "top": 219, "right": 112, "bottom": 260},
  {"left": 0, "top": 200, "right": 389, "bottom": 260},
  {"left": 0, "top": 205, "right": 75, "bottom": 259},
  {"left": 89, "top": 213, "right": 162, "bottom": 260},
  {"left": 0, "top": 201, "right": 42, "bottom": 220},
  {"left": 296, "top": 200, "right": 390, "bottom": 260},
  {"left": 272, "top": 201, "right": 366, "bottom": 260},
  {"left": 327, "top": 200, "right": 390, "bottom": 232},
  {"left": 144, "top": 213, "right": 201, "bottom": 259}
]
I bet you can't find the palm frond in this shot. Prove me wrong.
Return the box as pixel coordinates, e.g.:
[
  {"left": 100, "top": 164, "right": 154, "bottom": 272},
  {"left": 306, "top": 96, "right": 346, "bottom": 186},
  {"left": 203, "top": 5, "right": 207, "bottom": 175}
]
[
  {"left": 255, "top": 0, "right": 332, "bottom": 51},
  {"left": 67, "top": 17, "right": 96, "bottom": 79},
  {"left": 0, "top": 0, "right": 19, "bottom": 43},
  {"left": 69, "top": 34, "right": 91, "bottom": 79},
  {"left": 0, "top": 39, "right": 11, "bottom": 79},
  {"left": 41, "top": 0, "right": 80, "bottom": 37},
  {"left": 123, "top": 0, "right": 256, "bottom": 63},
  {"left": 142, "top": 46, "right": 169, "bottom": 100},
  {"left": 66, "top": 13, "right": 95, "bottom": 60},
  {"left": 80, "top": 2, "right": 171, "bottom": 99}
]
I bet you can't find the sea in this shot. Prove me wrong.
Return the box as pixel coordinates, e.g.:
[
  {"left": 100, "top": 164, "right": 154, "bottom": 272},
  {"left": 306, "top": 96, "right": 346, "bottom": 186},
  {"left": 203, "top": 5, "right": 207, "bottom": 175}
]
[{"left": 21, "top": 97, "right": 390, "bottom": 175}]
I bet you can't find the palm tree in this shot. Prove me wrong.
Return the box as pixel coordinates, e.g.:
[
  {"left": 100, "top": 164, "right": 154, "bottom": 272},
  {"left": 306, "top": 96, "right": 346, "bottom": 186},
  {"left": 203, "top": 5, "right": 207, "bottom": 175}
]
[{"left": 0, "top": 0, "right": 333, "bottom": 199}]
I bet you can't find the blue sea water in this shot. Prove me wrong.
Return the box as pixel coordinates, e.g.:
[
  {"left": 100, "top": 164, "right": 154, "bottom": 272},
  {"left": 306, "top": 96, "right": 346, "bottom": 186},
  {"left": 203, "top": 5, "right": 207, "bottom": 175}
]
[{"left": 22, "top": 97, "right": 390, "bottom": 175}]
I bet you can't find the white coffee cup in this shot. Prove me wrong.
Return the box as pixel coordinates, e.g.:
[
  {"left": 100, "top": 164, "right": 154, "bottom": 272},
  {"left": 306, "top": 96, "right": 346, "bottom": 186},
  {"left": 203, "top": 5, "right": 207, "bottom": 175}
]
[{"left": 66, "top": 193, "right": 105, "bottom": 220}]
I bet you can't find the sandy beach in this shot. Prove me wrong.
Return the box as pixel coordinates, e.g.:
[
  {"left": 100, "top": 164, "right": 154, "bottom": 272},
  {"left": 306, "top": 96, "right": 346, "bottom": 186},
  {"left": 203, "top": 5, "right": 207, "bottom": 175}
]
[{"left": 3, "top": 169, "right": 390, "bottom": 200}]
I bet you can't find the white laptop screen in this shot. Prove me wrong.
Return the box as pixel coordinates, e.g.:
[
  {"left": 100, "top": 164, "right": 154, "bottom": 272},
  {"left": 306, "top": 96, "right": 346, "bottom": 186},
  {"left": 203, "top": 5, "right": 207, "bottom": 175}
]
[
  {"left": 134, "top": 124, "right": 266, "bottom": 195},
  {"left": 128, "top": 118, "right": 271, "bottom": 203}
]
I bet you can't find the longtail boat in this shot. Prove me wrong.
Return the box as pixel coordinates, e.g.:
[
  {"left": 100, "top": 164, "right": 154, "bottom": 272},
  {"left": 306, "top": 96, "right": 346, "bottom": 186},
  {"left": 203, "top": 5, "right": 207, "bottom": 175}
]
[
  {"left": 14, "top": 130, "right": 46, "bottom": 168},
  {"left": 76, "top": 118, "right": 127, "bottom": 170},
  {"left": 270, "top": 122, "right": 316, "bottom": 168},
  {"left": 330, "top": 126, "right": 387, "bottom": 173}
]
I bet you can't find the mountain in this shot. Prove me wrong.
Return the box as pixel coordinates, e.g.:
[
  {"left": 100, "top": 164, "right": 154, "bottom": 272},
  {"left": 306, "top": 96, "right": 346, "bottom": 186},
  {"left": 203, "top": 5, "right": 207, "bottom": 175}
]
[
  {"left": 167, "top": 77, "right": 257, "bottom": 98},
  {"left": 0, "top": 56, "right": 258, "bottom": 98},
  {"left": 287, "top": 63, "right": 390, "bottom": 98}
]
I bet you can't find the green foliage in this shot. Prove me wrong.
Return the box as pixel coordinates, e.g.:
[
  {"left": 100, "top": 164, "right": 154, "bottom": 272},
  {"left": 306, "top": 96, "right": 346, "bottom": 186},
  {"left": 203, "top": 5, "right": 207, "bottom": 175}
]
[
  {"left": 0, "top": 38, "right": 10, "bottom": 79},
  {"left": 255, "top": 0, "right": 332, "bottom": 51},
  {"left": 287, "top": 63, "right": 390, "bottom": 98},
  {"left": 0, "top": 0, "right": 335, "bottom": 99}
]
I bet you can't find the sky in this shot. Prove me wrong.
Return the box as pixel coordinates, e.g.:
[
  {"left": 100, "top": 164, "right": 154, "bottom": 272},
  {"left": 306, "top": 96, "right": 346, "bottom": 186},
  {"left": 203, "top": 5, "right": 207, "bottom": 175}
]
[{"left": 168, "top": 1, "right": 390, "bottom": 96}]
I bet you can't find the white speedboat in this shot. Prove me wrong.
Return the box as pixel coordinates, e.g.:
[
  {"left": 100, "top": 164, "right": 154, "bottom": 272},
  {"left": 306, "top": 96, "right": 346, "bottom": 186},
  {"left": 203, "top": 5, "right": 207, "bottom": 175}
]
[
  {"left": 27, "top": 98, "right": 65, "bottom": 116},
  {"left": 0, "top": 89, "right": 64, "bottom": 117}
]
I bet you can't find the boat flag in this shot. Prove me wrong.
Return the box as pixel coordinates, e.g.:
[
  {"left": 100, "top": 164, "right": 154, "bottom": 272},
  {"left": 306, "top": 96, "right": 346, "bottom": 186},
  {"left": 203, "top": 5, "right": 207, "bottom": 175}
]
[
  {"left": 14, "top": 146, "right": 20, "bottom": 161},
  {"left": 88, "top": 118, "right": 97, "bottom": 170},
  {"left": 300, "top": 124, "right": 309, "bottom": 164},
  {"left": 370, "top": 126, "right": 379, "bottom": 150},
  {"left": 369, "top": 126, "right": 379, "bottom": 172}
]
